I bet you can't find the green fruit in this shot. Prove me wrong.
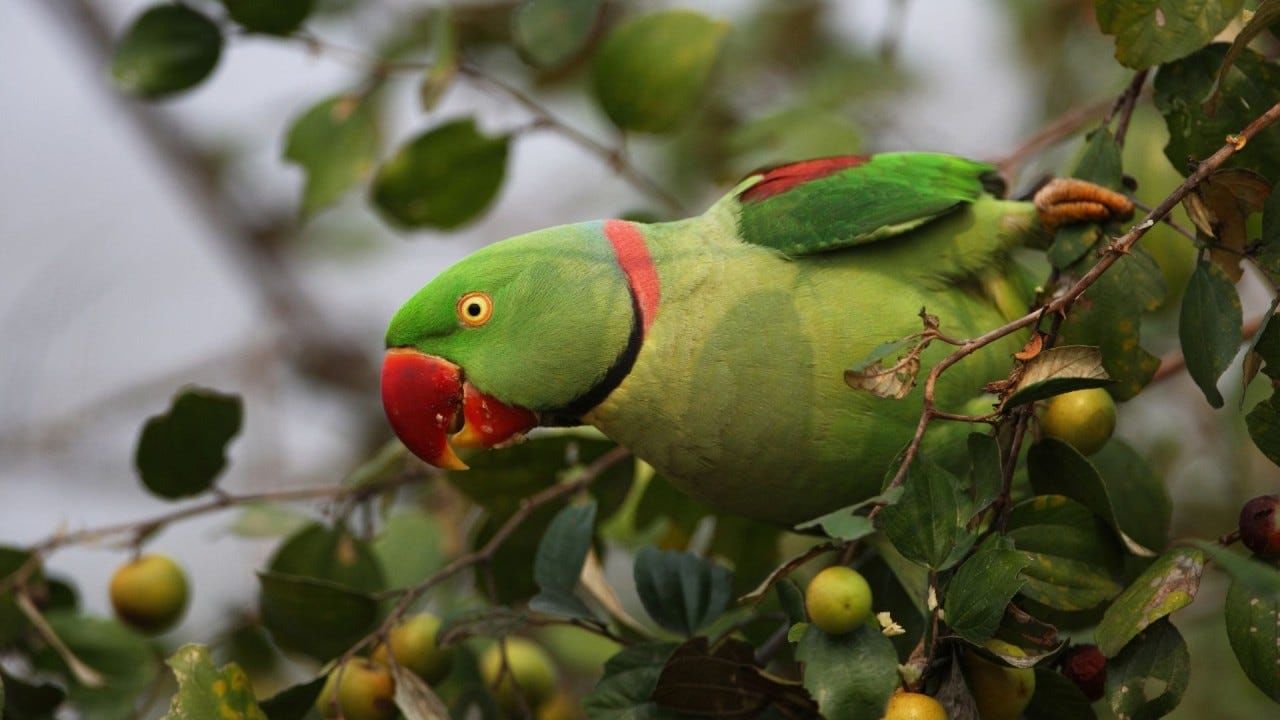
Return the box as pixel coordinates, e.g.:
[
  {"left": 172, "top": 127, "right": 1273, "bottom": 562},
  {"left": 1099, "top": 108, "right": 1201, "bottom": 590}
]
[
  {"left": 108, "top": 554, "right": 189, "bottom": 634},
  {"left": 804, "top": 566, "right": 873, "bottom": 635},
  {"left": 960, "top": 639, "right": 1036, "bottom": 720},
  {"left": 480, "top": 638, "right": 558, "bottom": 713},
  {"left": 1038, "top": 388, "right": 1116, "bottom": 456},
  {"left": 372, "top": 612, "right": 454, "bottom": 684},
  {"left": 315, "top": 659, "right": 397, "bottom": 720},
  {"left": 884, "top": 691, "right": 948, "bottom": 720}
]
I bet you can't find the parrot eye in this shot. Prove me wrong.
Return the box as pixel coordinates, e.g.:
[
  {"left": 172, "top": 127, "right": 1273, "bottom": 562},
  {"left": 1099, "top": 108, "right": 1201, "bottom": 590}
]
[{"left": 456, "top": 291, "right": 493, "bottom": 327}]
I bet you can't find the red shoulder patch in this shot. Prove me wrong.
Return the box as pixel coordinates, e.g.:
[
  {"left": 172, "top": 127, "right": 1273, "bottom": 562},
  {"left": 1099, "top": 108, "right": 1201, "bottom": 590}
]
[{"left": 738, "top": 155, "right": 869, "bottom": 202}]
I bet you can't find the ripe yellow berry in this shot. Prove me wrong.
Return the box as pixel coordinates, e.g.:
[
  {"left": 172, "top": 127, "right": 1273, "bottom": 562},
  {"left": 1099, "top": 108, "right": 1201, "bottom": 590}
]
[
  {"left": 884, "top": 691, "right": 948, "bottom": 720},
  {"left": 372, "top": 612, "right": 454, "bottom": 684},
  {"left": 805, "top": 566, "right": 873, "bottom": 635},
  {"left": 1038, "top": 388, "right": 1116, "bottom": 456},
  {"left": 108, "top": 554, "right": 189, "bottom": 634},
  {"left": 315, "top": 659, "right": 397, "bottom": 720}
]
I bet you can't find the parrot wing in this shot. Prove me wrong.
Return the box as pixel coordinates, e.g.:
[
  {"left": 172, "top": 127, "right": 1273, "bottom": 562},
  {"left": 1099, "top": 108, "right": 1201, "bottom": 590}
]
[{"left": 730, "top": 152, "right": 1005, "bottom": 256}]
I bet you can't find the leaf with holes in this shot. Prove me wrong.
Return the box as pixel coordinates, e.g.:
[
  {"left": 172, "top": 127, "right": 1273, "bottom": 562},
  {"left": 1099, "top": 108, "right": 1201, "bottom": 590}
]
[
  {"left": 1105, "top": 620, "right": 1190, "bottom": 720},
  {"left": 160, "top": 644, "right": 266, "bottom": 719}
]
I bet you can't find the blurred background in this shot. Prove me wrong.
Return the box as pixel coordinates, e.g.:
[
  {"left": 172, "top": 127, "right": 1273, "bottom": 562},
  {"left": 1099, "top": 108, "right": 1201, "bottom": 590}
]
[{"left": 2, "top": 0, "right": 1277, "bottom": 716}]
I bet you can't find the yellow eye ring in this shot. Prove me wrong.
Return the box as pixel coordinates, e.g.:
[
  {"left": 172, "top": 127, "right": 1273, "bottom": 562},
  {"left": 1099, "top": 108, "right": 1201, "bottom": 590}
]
[{"left": 456, "top": 291, "right": 493, "bottom": 327}]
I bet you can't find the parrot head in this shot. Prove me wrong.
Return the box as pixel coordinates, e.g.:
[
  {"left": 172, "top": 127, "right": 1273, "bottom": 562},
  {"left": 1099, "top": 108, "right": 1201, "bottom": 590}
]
[{"left": 381, "top": 221, "right": 640, "bottom": 469}]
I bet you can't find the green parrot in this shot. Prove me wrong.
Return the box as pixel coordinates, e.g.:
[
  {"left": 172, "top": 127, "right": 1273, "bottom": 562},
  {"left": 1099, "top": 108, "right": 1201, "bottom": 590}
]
[{"left": 380, "top": 153, "right": 1130, "bottom": 525}]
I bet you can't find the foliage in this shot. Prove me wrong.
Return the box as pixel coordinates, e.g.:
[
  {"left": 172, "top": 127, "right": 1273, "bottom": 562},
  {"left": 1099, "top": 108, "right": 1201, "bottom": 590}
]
[{"left": 5, "top": 2, "right": 1280, "bottom": 720}]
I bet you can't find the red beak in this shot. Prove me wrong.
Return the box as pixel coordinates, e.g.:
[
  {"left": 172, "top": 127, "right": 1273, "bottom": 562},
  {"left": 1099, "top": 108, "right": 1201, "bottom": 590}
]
[{"left": 381, "top": 349, "right": 538, "bottom": 470}]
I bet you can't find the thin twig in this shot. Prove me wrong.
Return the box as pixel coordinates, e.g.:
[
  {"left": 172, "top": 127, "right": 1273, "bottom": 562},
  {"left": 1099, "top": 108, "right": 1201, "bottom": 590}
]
[
  {"left": 0, "top": 465, "right": 429, "bottom": 596},
  {"left": 1108, "top": 69, "right": 1149, "bottom": 147}
]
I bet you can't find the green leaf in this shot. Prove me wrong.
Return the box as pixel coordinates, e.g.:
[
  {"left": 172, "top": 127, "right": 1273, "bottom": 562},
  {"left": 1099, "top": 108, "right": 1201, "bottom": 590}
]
[
  {"left": 258, "top": 676, "right": 325, "bottom": 720},
  {"left": 651, "top": 637, "right": 817, "bottom": 717},
  {"left": 135, "top": 387, "right": 241, "bottom": 499},
  {"left": 219, "top": 0, "right": 314, "bottom": 36},
  {"left": 1247, "top": 393, "right": 1280, "bottom": 467},
  {"left": 1006, "top": 345, "right": 1112, "bottom": 408},
  {"left": 795, "top": 623, "right": 897, "bottom": 720},
  {"left": 1224, "top": 559, "right": 1280, "bottom": 701},
  {"left": 1260, "top": 181, "right": 1280, "bottom": 281},
  {"left": 370, "top": 118, "right": 509, "bottom": 230},
  {"left": 372, "top": 509, "right": 444, "bottom": 590},
  {"left": 267, "top": 523, "right": 386, "bottom": 594},
  {"left": 1025, "top": 667, "right": 1097, "bottom": 720},
  {"left": 777, "top": 579, "right": 807, "bottom": 625},
  {"left": 437, "top": 607, "right": 530, "bottom": 646},
  {"left": 513, "top": 0, "right": 604, "bottom": 69},
  {"left": 582, "top": 643, "right": 681, "bottom": 720},
  {"left": 283, "top": 95, "right": 380, "bottom": 217},
  {"left": 877, "top": 455, "right": 971, "bottom": 569},
  {"left": 591, "top": 11, "right": 728, "bottom": 133},
  {"left": 1059, "top": 245, "right": 1165, "bottom": 399},
  {"left": 1007, "top": 495, "right": 1125, "bottom": 613},
  {"left": 160, "top": 644, "right": 266, "bottom": 719},
  {"left": 1105, "top": 619, "right": 1190, "bottom": 720},
  {"left": 796, "top": 487, "right": 901, "bottom": 541},
  {"left": 258, "top": 523, "right": 385, "bottom": 660},
  {"left": 1156, "top": 44, "right": 1280, "bottom": 180},
  {"left": 38, "top": 613, "right": 158, "bottom": 720},
  {"left": 1189, "top": 540, "right": 1280, "bottom": 597},
  {"left": 1073, "top": 128, "right": 1124, "bottom": 189},
  {"left": 967, "top": 433, "right": 1002, "bottom": 519},
  {"left": 1094, "top": 0, "right": 1246, "bottom": 69},
  {"left": 111, "top": 5, "right": 222, "bottom": 99},
  {"left": 256, "top": 572, "right": 380, "bottom": 661},
  {"left": 1027, "top": 439, "right": 1155, "bottom": 555},
  {"left": 1242, "top": 299, "right": 1280, "bottom": 393},
  {"left": 633, "top": 547, "right": 733, "bottom": 636},
  {"left": 1095, "top": 547, "right": 1205, "bottom": 657},
  {"left": 227, "top": 503, "right": 310, "bottom": 539},
  {"left": 946, "top": 536, "right": 1029, "bottom": 644},
  {"left": 1090, "top": 440, "right": 1172, "bottom": 552},
  {"left": 531, "top": 501, "right": 597, "bottom": 620},
  {"left": 1179, "top": 261, "right": 1243, "bottom": 408}
]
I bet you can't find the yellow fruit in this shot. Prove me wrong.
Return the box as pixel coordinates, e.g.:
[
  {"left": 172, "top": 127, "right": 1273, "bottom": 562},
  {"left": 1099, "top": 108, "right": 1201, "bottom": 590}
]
[
  {"left": 960, "top": 640, "right": 1036, "bottom": 720},
  {"left": 315, "top": 659, "right": 397, "bottom": 720},
  {"left": 805, "top": 566, "right": 873, "bottom": 635},
  {"left": 536, "top": 691, "right": 582, "bottom": 720},
  {"left": 108, "top": 554, "right": 189, "bottom": 634},
  {"left": 1038, "top": 388, "right": 1116, "bottom": 456},
  {"left": 372, "top": 612, "right": 454, "bottom": 684},
  {"left": 480, "top": 638, "right": 558, "bottom": 713},
  {"left": 884, "top": 691, "right": 948, "bottom": 720}
]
